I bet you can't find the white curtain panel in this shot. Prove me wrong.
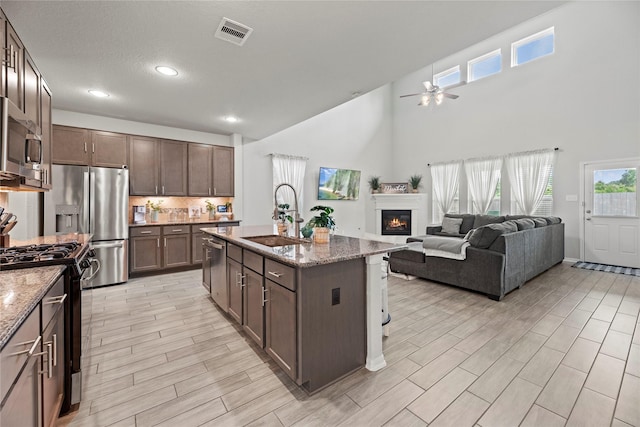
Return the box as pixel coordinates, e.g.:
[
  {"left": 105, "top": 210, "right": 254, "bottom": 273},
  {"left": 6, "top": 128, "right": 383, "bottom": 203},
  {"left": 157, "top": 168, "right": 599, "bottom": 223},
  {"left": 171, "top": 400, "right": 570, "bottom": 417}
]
[
  {"left": 465, "top": 156, "right": 502, "bottom": 214},
  {"left": 430, "top": 161, "right": 462, "bottom": 219},
  {"left": 272, "top": 154, "right": 308, "bottom": 214},
  {"left": 506, "top": 149, "right": 555, "bottom": 215}
]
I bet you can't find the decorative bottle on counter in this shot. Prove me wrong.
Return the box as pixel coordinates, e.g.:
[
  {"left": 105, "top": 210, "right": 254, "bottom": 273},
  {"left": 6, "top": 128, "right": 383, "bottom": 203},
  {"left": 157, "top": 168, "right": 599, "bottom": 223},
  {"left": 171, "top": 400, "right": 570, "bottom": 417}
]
[{"left": 150, "top": 210, "right": 159, "bottom": 223}]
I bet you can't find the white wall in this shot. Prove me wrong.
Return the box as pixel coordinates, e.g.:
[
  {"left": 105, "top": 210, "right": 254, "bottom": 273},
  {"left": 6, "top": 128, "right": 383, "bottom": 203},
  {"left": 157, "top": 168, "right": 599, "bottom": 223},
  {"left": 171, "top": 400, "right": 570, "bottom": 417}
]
[
  {"left": 391, "top": 1, "right": 640, "bottom": 259},
  {"left": 240, "top": 85, "right": 394, "bottom": 237},
  {"left": 53, "top": 109, "right": 231, "bottom": 146}
]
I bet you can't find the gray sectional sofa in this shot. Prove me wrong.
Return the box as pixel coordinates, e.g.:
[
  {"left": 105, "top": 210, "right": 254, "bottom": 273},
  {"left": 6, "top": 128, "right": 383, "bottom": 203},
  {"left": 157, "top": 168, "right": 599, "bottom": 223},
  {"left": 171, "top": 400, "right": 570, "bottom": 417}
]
[{"left": 388, "top": 214, "right": 565, "bottom": 300}]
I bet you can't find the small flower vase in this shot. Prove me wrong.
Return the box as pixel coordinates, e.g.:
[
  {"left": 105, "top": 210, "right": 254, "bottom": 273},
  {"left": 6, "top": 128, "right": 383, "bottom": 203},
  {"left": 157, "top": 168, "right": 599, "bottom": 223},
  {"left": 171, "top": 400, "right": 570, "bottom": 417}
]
[
  {"left": 209, "top": 210, "right": 215, "bottom": 220},
  {"left": 411, "top": 188, "right": 418, "bottom": 193},
  {"left": 301, "top": 226, "right": 313, "bottom": 239},
  {"left": 150, "top": 210, "right": 159, "bottom": 223},
  {"left": 277, "top": 222, "right": 288, "bottom": 236},
  {"left": 313, "top": 227, "right": 330, "bottom": 243}
]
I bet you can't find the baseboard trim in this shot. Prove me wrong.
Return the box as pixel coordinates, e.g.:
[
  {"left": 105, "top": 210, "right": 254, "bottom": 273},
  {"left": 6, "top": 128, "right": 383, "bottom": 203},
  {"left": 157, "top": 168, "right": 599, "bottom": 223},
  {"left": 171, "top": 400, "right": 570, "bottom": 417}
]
[{"left": 563, "top": 258, "right": 580, "bottom": 264}]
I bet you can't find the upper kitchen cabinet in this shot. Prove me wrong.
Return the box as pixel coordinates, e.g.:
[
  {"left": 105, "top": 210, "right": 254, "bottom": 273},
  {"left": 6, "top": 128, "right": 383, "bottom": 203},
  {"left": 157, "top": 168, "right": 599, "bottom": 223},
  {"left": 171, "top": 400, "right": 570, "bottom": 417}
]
[
  {"left": 23, "top": 51, "right": 40, "bottom": 129},
  {"left": 52, "top": 125, "right": 128, "bottom": 167},
  {"left": 213, "top": 146, "right": 234, "bottom": 196},
  {"left": 129, "top": 136, "right": 159, "bottom": 195},
  {"left": 4, "top": 18, "right": 24, "bottom": 111},
  {"left": 129, "top": 137, "right": 187, "bottom": 196},
  {"left": 187, "top": 143, "right": 212, "bottom": 197},
  {"left": 159, "top": 140, "right": 188, "bottom": 196},
  {"left": 40, "top": 79, "right": 53, "bottom": 189}
]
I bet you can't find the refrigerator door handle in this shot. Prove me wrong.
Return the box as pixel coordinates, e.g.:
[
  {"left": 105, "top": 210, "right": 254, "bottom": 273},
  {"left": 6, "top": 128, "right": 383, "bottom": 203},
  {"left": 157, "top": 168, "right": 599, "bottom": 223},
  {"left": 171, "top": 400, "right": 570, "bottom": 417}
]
[
  {"left": 83, "top": 168, "right": 91, "bottom": 235},
  {"left": 89, "top": 168, "right": 96, "bottom": 235}
]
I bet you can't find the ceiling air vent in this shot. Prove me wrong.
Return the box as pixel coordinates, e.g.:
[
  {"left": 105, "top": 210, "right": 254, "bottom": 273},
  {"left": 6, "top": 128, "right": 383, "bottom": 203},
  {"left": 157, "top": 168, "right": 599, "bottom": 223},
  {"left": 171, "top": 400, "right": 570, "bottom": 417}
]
[{"left": 215, "top": 18, "right": 253, "bottom": 46}]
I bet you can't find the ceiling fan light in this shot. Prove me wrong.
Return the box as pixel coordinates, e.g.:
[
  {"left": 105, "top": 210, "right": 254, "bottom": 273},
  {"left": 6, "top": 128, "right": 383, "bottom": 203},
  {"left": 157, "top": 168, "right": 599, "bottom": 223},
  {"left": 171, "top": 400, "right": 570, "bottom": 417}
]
[
  {"left": 435, "top": 92, "right": 444, "bottom": 105},
  {"left": 421, "top": 95, "right": 430, "bottom": 106}
]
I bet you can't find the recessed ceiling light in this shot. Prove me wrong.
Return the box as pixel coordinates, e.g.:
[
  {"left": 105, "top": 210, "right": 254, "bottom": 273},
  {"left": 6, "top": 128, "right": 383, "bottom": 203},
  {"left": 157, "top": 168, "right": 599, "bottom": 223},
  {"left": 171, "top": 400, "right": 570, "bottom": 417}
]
[
  {"left": 88, "top": 89, "right": 109, "bottom": 98},
  {"left": 225, "top": 116, "right": 239, "bottom": 123},
  {"left": 155, "top": 66, "right": 179, "bottom": 76}
]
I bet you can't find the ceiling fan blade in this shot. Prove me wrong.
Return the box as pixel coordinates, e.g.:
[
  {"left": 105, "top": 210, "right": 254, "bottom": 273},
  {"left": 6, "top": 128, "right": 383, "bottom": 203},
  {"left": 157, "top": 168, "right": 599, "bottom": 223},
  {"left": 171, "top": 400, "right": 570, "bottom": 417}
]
[
  {"left": 423, "top": 81, "right": 434, "bottom": 91},
  {"left": 443, "top": 93, "right": 459, "bottom": 99},
  {"left": 399, "top": 92, "right": 424, "bottom": 98}
]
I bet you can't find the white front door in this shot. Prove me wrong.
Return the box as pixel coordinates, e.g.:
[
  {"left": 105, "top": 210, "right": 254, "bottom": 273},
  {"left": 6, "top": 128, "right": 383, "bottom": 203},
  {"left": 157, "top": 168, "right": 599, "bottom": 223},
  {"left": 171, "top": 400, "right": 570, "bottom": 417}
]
[{"left": 584, "top": 160, "right": 640, "bottom": 268}]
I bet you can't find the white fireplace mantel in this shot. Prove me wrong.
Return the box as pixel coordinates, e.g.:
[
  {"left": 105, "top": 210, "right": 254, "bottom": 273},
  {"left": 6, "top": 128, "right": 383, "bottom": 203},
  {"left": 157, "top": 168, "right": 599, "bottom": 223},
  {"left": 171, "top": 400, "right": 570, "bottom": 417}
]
[{"left": 371, "top": 193, "right": 427, "bottom": 240}]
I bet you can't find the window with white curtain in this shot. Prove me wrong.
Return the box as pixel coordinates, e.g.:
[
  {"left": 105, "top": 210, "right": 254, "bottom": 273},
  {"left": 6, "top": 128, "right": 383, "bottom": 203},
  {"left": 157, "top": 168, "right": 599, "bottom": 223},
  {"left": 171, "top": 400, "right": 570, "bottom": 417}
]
[
  {"left": 272, "top": 154, "right": 308, "bottom": 214},
  {"left": 430, "top": 161, "right": 462, "bottom": 223},
  {"left": 470, "top": 179, "right": 501, "bottom": 216},
  {"left": 465, "top": 156, "right": 502, "bottom": 215},
  {"left": 506, "top": 149, "right": 555, "bottom": 216}
]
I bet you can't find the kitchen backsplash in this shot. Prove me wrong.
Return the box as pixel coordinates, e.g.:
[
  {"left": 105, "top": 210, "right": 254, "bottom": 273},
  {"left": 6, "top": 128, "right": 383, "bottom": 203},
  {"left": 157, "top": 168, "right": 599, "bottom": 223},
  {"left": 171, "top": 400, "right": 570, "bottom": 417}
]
[
  {"left": 128, "top": 196, "right": 233, "bottom": 223},
  {"left": 0, "top": 193, "right": 7, "bottom": 209}
]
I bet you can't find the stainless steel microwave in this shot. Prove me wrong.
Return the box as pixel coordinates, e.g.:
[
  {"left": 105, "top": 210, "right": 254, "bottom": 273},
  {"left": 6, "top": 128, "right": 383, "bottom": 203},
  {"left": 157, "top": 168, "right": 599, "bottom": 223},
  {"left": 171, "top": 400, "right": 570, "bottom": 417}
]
[{"left": 0, "top": 96, "right": 43, "bottom": 188}]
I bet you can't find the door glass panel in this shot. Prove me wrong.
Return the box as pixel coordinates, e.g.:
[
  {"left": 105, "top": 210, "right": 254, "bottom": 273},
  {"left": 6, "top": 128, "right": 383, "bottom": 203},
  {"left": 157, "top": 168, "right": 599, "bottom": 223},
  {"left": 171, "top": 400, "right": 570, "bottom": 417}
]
[{"left": 593, "top": 168, "right": 637, "bottom": 216}]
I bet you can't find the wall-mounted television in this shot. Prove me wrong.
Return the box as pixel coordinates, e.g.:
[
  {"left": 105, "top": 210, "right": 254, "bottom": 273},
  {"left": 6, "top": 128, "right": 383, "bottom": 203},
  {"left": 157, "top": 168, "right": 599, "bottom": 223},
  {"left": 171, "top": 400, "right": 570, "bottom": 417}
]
[{"left": 318, "top": 167, "right": 361, "bottom": 200}]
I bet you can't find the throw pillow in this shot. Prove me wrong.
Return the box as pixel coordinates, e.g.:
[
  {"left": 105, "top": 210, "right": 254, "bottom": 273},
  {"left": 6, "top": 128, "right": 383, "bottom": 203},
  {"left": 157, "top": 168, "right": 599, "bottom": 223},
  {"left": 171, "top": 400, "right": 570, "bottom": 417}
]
[
  {"left": 467, "top": 222, "right": 515, "bottom": 249},
  {"left": 444, "top": 214, "right": 476, "bottom": 234},
  {"left": 441, "top": 217, "right": 463, "bottom": 234},
  {"left": 472, "top": 215, "right": 506, "bottom": 229},
  {"left": 532, "top": 218, "right": 547, "bottom": 227},
  {"left": 513, "top": 218, "right": 535, "bottom": 230}
]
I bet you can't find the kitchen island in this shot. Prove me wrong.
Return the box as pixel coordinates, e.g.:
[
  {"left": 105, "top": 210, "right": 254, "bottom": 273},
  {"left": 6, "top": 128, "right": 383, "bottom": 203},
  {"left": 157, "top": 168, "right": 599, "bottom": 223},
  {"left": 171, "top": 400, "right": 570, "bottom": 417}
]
[{"left": 201, "top": 225, "right": 406, "bottom": 393}]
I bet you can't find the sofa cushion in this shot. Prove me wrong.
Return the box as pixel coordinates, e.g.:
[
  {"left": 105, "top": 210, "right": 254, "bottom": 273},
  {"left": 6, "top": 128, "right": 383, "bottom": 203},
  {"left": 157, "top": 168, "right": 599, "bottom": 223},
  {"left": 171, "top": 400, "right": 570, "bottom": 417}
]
[
  {"left": 505, "top": 215, "right": 530, "bottom": 221},
  {"left": 441, "top": 217, "right": 463, "bottom": 234},
  {"left": 513, "top": 218, "right": 536, "bottom": 230},
  {"left": 468, "top": 222, "right": 517, "bottom": 249},
  {"left": 444, "top": 214, "right": 476, "bottom": 234},
  {"left": 472, "top": 215, "right": 505, "bottom": 229},
  {"left": 545, "top": 216, "right": 562, "bottom": 224},
  {"left": 532, "top": 218, "right": 548, "bottom": 227},
  {"left": 433, "top": 231, "right": 466, "bottom": 238}
]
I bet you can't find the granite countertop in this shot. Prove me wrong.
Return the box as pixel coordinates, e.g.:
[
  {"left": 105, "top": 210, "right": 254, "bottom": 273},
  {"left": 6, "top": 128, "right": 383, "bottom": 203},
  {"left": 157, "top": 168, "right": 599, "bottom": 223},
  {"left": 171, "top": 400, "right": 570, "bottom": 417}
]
[
  {"left": 0, "top": 265, "right": 66, "bottom": 348},
  {"left": 129, "top": 219, "right": 241, "bottom": 227},
  {"left": 202, "top": 225, "right": 407, "bottom": 268},
  {"left": 10, "top": 233, "right": 93, "bottom": 247}
]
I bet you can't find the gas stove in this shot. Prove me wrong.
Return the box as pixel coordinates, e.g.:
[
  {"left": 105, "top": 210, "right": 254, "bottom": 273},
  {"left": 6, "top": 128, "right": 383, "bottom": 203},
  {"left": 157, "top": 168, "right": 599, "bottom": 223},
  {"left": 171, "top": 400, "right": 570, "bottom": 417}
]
[{"left": 0, "top": 240, "right": 93, "bottom": 275}]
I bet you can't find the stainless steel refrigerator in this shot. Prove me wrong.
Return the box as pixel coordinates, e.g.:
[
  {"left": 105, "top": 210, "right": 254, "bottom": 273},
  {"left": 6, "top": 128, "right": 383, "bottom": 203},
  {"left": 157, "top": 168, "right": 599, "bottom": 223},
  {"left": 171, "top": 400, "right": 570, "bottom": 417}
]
[{"left": 44, "top": 165, "right": 129, "bottom": 288}]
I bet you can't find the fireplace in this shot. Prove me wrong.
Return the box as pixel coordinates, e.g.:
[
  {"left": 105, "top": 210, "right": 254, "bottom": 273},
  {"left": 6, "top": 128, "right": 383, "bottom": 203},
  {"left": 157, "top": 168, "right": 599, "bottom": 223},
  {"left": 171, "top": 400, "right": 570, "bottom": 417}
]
[{"left": 381, "top": 210, "right": 411, "bottom": 235}]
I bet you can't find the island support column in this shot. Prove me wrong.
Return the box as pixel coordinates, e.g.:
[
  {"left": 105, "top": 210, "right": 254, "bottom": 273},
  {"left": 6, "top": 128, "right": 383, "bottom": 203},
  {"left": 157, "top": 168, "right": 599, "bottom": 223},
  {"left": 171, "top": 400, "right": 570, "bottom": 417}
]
[{"left": 365, "top": 253, "right": 386, "bottom": 371}]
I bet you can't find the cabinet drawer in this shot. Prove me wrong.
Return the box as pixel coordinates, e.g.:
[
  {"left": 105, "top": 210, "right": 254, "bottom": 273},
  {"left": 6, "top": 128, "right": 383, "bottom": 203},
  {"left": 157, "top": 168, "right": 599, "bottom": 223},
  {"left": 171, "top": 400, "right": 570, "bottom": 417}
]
[
  {"left": 130, "top": 226, "right": 160, "bottom": 237},
  {"left": 162, "top": 225, "right": 189, "bottom": 235},
  {"left": 192, "top": 224, "right": 216, "bottom": 233},
  {"left": 41, "top": 276, "right": 65, "bottom": 332},
  {"left": 243, "top": 250, "right": 263, "bottom": 275},
  {"left": 1, "top": 307, "right": 40, "bottom": 403},
  {"left": 228, "top": 243, "right": 242, "bottom": 263},
  {"left": 264, "top": 259, "right": 296, "bottom": 291}
]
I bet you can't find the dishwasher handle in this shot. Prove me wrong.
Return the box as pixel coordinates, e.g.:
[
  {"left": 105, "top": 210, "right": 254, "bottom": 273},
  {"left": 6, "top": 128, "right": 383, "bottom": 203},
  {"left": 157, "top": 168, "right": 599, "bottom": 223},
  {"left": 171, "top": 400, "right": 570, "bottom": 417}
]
[{"left": 204, "top": 239, "right": 224, "bottom": 250}]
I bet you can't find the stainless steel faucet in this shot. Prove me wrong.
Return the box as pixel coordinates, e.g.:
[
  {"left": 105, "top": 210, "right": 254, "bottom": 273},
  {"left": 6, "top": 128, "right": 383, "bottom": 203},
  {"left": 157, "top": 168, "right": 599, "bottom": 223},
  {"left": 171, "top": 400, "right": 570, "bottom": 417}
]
[{"left": 274, "top": 183, "right": 304, "bottom": 237}]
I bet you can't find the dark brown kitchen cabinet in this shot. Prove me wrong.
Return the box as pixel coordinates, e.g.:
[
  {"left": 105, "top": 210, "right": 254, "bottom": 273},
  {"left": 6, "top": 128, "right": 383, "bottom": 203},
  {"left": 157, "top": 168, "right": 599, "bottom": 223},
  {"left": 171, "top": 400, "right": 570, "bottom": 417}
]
[
  {"left": 52, "top": 125, "right": 128, "bottom": 167},
  {"left": 227, "top": 257, "right": 243, "bottom": 323},
  {"left": 213, "top": 146, "right": 234, "bottom": 196},
  {"left": 52, "top": 126, "right": 90, "bottom": 165},
  {"left": 188, "top": 143, "right": 212, "bottom": 197},
  {"left": 265, "top": 278, "right": 297, "bottom": 381},
  {"left": 163, "top": 225, "right": 190, "bottom": 268},
  {"left": 243, "top": 251, "right": 265, "bottom": 347},
  {"left": 129, "top": 135, "right": 159, "bottom": 195},
  {"left": 5, "top": 19, "right": 24, "bottom": 111},
  {"left": 130, "top": 227, "right": 162, "bottom": 273},
  {"left": 40, "top": 80, "right": 53, "bottom": 189},
  {"left": 188, "top": 144, "right": 234, "bottom": 197},
  {"left": 90, "top": 131, "right": 128, "bottom": 168},
  {"left": 159, "top": 140, "right": 188, "bottom": 196},
  {"left": 23, "top": 51, "right": 40, "bottom": 129}
]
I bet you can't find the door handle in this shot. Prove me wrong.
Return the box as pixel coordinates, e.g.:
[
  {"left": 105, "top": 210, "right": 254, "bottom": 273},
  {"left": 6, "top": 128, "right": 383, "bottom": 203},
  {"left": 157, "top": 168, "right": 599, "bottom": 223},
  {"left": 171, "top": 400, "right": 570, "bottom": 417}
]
[
  {"left": 586, "top": 210, "right": 591, "bottom": 214},
  {"left": 586, "top": 218, "right": 592, "bottom": 221},
  {"left": 92, "top": 242, "right": 124, "bottom": 249}
]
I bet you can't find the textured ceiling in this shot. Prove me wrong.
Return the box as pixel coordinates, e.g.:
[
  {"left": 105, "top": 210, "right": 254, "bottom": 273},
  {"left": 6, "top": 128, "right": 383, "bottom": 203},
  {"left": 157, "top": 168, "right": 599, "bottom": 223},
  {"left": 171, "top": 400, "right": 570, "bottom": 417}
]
[{"left": 2, "top": 1, "right": 564, "bottom": 140}]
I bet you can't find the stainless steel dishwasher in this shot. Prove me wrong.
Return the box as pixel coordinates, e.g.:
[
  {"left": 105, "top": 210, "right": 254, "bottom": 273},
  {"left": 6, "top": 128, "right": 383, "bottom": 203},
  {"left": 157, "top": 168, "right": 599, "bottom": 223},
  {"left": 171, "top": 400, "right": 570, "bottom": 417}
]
[{"left": 203, "top": 236, "right": 228, "bottom": 312}]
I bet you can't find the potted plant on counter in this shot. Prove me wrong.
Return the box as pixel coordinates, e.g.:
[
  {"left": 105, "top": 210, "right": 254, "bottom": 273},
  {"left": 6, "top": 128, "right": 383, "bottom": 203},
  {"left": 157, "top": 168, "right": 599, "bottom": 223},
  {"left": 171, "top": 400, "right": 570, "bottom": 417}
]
[
  {"left": 309, "top": 205, "right": 335, "bottom": 243},
  {"left": 147, "top": 200, "right": 163, "bottom": 223},
  {"left": 273, "top": 203, "right": 293, "bottom": 236},
  {"left": 205, "top": 200, "right": 216, "bottom": 220},
  {"left": 409, "top": 174, "right": 422, "bottom": 193}
]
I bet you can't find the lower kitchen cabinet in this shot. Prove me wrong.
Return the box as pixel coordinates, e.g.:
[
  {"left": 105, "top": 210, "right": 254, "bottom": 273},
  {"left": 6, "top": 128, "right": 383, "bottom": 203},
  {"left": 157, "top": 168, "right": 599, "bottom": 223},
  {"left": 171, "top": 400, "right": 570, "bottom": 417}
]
[
  {"left": 227, "top": 257, "right": 243, "bottom": 323},
  {"left": 130, "top": 227, "right": 162, "bottom": 273},
  {"left": 243, "top": 251, "right": 265, "bottom": 347},
  {"left": 265, "top": 278, "right": 297, "bottom": 381},
  {"left": 162, "top": 226, "right": 190, "bottom": 268}
]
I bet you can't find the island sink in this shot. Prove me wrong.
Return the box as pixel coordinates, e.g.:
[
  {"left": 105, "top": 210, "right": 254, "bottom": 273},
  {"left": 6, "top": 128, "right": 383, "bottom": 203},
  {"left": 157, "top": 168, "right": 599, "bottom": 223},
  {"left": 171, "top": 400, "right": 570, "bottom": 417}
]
[{"left": 242, "top": 234, "right": 308, "bottom": 247}]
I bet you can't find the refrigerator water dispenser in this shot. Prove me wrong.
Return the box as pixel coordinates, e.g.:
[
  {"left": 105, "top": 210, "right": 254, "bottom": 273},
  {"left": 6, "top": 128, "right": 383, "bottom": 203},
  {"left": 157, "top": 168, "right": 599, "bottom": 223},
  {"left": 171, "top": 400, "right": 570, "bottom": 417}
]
[{"left": 56, "top": 205, "right": 80, "bottom": 233}]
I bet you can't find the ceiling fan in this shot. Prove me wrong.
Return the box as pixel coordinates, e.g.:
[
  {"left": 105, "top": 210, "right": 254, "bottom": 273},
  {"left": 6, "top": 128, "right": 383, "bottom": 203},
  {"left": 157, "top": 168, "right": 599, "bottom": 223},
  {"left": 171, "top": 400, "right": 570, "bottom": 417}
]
[{"left": 400, "top": 76, "right": 466, "bottom": 106}]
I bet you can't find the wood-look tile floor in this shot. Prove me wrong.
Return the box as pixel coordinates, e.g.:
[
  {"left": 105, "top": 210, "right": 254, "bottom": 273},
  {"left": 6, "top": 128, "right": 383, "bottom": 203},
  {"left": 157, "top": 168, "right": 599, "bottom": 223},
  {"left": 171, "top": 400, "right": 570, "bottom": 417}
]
[{"left": 57, "top": 263, "right": 640, "bottom": 427}]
